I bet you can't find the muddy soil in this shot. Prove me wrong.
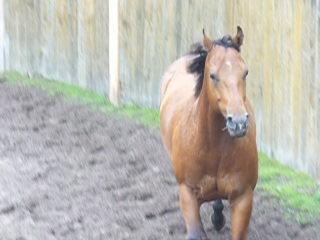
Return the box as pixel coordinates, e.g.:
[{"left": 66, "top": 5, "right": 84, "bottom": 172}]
[{"left": 0, "top": 81, "right": 318, "bottom": 240}]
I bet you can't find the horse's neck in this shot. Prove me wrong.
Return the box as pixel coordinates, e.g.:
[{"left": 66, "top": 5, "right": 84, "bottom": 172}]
[{"left": 195, "top": 89, "right": 225, "bottom": 145}]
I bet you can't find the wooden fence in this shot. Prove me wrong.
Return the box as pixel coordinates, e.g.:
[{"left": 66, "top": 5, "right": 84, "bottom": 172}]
[{"left": 0, "top": 0, "right": 319, "bottom": 180}]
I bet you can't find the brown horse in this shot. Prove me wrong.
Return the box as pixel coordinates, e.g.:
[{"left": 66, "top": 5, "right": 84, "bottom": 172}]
[{"left": 160, "top": 27, "right": 258, "bottom": 240}]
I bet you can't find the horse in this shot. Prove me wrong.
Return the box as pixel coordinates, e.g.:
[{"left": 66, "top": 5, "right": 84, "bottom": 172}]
[{"left": 160, "top": 27, "right": 258, "bottom": 240}]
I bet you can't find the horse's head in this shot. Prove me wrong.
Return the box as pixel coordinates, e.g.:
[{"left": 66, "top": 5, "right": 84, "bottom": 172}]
[{"left": 203, "top": 27, "right": 249, "bottom": 138}]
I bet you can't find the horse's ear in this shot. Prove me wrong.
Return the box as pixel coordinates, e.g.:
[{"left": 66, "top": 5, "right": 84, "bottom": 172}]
[
  {"left": 233, "top": 26, "right": 244, "bottom": 47},
  {"left": 203, "top": 29, "right": 213, "bottom": 51}
]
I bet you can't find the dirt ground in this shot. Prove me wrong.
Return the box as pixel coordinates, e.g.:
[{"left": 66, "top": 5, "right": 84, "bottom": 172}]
[{"left": 0, "top": 81, "right": 318, "bottom": 240}]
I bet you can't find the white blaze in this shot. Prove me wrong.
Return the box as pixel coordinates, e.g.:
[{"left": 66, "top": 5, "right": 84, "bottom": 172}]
[{"left": 226, "top": 61, "right": 232, "bottom": 69}]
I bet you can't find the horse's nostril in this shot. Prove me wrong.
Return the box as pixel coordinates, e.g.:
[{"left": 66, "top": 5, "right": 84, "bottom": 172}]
[{"left": 227, "top": 115, "right": 233, "bottom": 122}]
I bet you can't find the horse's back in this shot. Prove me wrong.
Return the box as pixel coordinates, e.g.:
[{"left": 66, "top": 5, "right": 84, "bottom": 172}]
[
  {"left": 160, "top": 55, "right": 196, "bottom": 100},
  {"left": 160, "top": 55, "right": 197, "bottom": 152}
]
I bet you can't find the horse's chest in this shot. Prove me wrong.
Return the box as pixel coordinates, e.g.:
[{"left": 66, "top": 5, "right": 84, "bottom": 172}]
[
  {"left": 189, "top": 175, "right": 219, "bottom": 201},
  {"left": 189, "top": 172, "right": 242, "bottom": 201}
]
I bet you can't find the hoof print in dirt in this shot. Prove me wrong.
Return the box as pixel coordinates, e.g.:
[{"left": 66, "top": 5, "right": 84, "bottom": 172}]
[{"left": 0, "top": 83, "right": 319, "bottom": 240}]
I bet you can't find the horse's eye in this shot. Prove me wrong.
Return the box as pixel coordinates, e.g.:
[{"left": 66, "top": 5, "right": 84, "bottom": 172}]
[{"left": 210, "top": 73, "right": 219, "bottom": 84}]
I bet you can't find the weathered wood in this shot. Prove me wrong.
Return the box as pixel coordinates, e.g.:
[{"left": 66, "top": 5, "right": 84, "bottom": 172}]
[
  {"left": 109, "top": 0, "right": 120, "bottom": 105},
  {"left": 0, "top": 0, "right": 5, "bottom": 71},
  {"left": 0, "top": 0, "right": 319, "bottom": 180}
]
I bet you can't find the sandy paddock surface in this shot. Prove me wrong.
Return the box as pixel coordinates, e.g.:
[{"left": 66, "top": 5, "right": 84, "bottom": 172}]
[{"left": 0, "top": 81, "right": 318, "bottom": 240}]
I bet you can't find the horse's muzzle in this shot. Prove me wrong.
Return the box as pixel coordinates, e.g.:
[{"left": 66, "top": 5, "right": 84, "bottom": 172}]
[{"left": 226, "top": 114, "right": 249, "bottom": 138}]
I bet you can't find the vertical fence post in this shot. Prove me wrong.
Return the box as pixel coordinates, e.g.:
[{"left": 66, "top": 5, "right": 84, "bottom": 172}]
[
  {"left": 109, "top": 0, "right": 120, "bottom": 105},
  {"left": 77, "top": 0, "right": 86, "bottom": 88},
  {"left": 316, "top": 0, "right": 319, "bottom": 89},
  {"left": 0, "top": 0, "right": 5, "bottom": 71}
]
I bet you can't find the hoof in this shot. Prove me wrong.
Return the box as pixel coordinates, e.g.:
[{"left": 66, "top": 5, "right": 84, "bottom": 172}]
[
  {"left": 187, "top": 238, "right": 209, "bottom": 240},
  {"left": 211, "top": 212, "right": 226, "bottom": 231},
  {"left": 211, "top": 199, "right": 225, "bottom": 231},
  {"left": 187, "top": 226, "right": 208, "bottom": 240}
]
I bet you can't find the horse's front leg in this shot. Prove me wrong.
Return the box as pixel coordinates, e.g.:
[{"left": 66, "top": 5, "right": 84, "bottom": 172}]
[
  {"left": 230, "top": 189, "right": 253, "bottom": 240},
  {"left": 179, "top": 184, "right": 208, "bottom": 240}
]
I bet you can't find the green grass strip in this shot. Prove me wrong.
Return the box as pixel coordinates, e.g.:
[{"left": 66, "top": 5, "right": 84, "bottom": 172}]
[
  {"left": 1, "top": 71, "right": 319, "bottom": 224},
  {"left": 1, "top": 71, "right": 160, "bottom": 128},
  {"left": 258, "top": 153, "right": 320, "bottom": 224}
]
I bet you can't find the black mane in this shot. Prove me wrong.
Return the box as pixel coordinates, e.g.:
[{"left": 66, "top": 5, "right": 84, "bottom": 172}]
[
  {"left": 187, "top": 43, "right": 207, "bottom": 98},
  {"left": 214, "top": 35, "right": 240, "bottom": 52},
  {"left": 187, "top": 35, "right": 240, "bottom": 97}
]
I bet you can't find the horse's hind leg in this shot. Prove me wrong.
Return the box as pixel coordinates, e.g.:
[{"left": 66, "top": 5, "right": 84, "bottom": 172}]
[
  {"left": 211, "top": 199, "right": 226, "bottom": 231},
  {"left": 179, "top": 184, "right": 208, "bottom": 240},
  {"left": 230, "top": 189, "right": 253, "bottom": 240}
]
